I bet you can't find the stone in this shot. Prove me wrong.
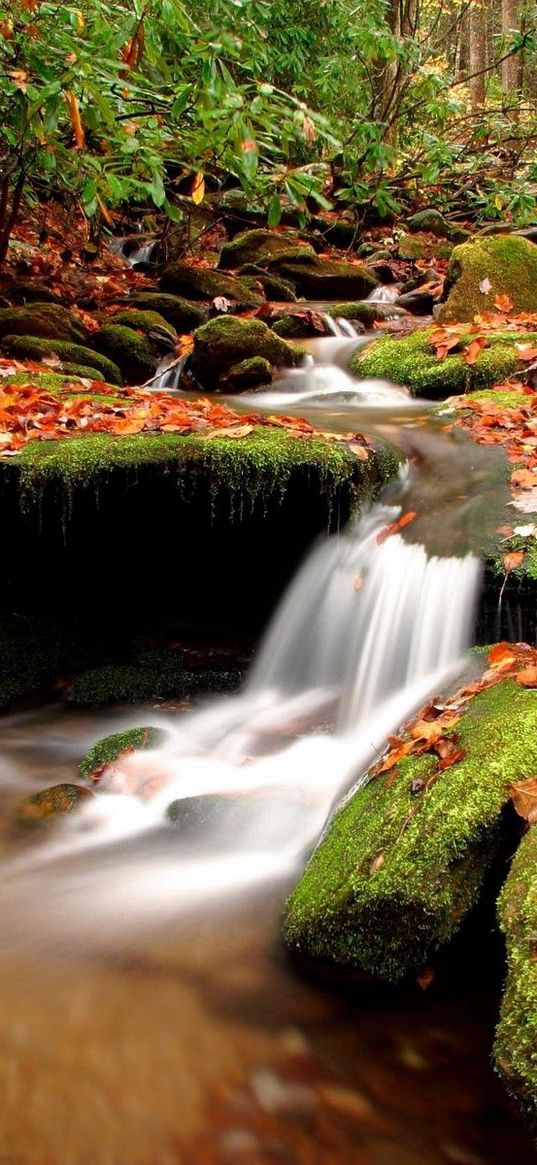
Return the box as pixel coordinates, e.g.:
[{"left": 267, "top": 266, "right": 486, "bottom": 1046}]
[
  {"left": 218, "top": 228, "right": 315, "bottom": 270},
  {"left": 190, "top": 316, "right": 303, "bottom": 388},
  {"left": 16, "top": 783, "right": 94, "bottom": 825},
  {"left": 220, "top": 356, "right": 273, "bottom": 391},
  {"left": 121, "top": 292, "right": 207, "bottom": 331},
  {"left": 407, "top": 209, "right": 470, "bottom": 243},
  {"left": 0, "top": 304, "right": 89, "bottom": 343},
  {"left": 159, "top": 262, "right": 264, "bottom": 307},
  {"left": 0, "top": 335, "right": 123, "bottom": 384},
  {"left": 265, "top": 255, "right": 378, "bottom": 299},
  {"left": 91, "top": 324, "right": 159, "bottom": 384},
  {"left": 438, "top": 236, "right": 537, "bottom": 323}
]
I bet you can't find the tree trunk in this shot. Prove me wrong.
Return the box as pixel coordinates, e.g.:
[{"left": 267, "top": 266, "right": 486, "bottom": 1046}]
[
  {"left": 469, "top": 1, "right": 487, "bottom": 109},
  {"left": 502, "top": 0, "right": 521, "bottom": 92}
]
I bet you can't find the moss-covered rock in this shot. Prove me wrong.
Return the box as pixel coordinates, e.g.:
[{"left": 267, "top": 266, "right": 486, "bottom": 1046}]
[
  {"left": 238, "top": 266, "right": 298, "bottom": 302},
  {"left": 0, "top": 303, "right": 89, "bottom": 343},
  {"left": 79, "top": 726, "right": 166, "bottom": 778},
  {"left": 495, "top": 825, "right": 537, "bottom": 1129},
  {"left": 0, "top": 335, "right": 123, "bottom": 384},
  {"left": 0, "top": 281, "right": 62, "bottom": 305},
  {"left": 190, "top": 316, "right": 303, "bottom": 387},
  {"left": 271, "top": 313, "right": 328, "bottom": 339},
  {"left": 218, "top": 228, "right": 315, "bottom": 270},
  {"left": 159, "top": 262, "right": 264, "bottom": 306},
  {"left": 331, "top": 302, "right": 391, "bottom": 325},
  {"left": 107, "top": 310, "right": 177, "bottom": 351},
  {"left": 438, "top": 236, "right": 537, "bottom": 323},
  {"left": 283, "top": 680, "right": 537, "bottom": 982},
  {"left": 220, "top": 356, "right": 273, "bottom": 391},
  {"left": 16, "top": 783, "right": 94, "bottom": 826},
  {"left": 91, "top": 324, "right": 158, "bottom": 384},
  {"left": 266, "top": 256, "right": 378, "bottom": 300},
  {"left": 71, "top": 659, "right": 244, "bottom": 706},
  {"left": 407, "top": 209, "right": 470, "bottom": 243},
  {"left": 397, "top": 233, "right": 429, "bottom": 260},
  {"left": 121, "top": 293, "right": 207, "bottom": 331},
  {"left": 351, "top": 327, "right": 537, "bottom": 399}
]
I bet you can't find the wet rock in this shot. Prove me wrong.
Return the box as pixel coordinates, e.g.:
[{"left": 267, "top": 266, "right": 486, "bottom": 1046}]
[
  {"left": 396, "top": 233, "right": 428, "bottom": 260},
  {"left": 395, "top": 289, "right": 436, "bottom": 315},
  {"left": 79, "top": 726, "right": 166, "bottom": 781},
  {"left": 159, "top": 262, "right": 264, "bottom": 307},
  {"left": 370, "top": 261, "right": 397, "bottom": 284},
  {"left": 265, "top": 255, "right": 378, "bottom": 299},
  {"left": 16, "top": 783, "right": 94, "bottom": 826},
  {"left": 218, "top": 228, "right": 315, "bottom": 271},
  {"left": 220, "top": 356, "right": 273, "bottom": 391},
  {"left": 0, "top": 304, "right": 89, "bottom": 344},
  {"left": 190, "top": 316, "right": 303, "bottom": 389},
  {"left": 270, "top": 312, "right": 328, "bottom": 339},
  {"left": 238, "top": 266, "right": 298, "bottom": 302},
  {"left": 106, "top": 310, "right": 177, "bottom": 353},
  {"left": 438, "top": 235, "right": 537, "bottom": 323},
  {"left": 122, "top": 292, "right": 207, "bottom": 331},
  {"left": 407, "top": 209, "right": 470, "bottom": 243},
  {"left": 91, "top": 324, "right": 159, "bottom": 384},
  {"left": 0, "top": 335, "right": 123, "bottom": 384},
  {"left": 0, "top": 281, "right": 63, "bottom": 305}
]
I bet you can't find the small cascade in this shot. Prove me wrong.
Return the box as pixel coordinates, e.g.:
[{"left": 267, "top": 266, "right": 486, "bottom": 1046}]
[
  {"left": 324, "top": 314, "right": 361, "bottom": 339},
  {"left": 367, "top": 284, "right": 401, "bottom": 304},
  {"left": 126, "top": 241, "right": 156, "bottom": 267}
]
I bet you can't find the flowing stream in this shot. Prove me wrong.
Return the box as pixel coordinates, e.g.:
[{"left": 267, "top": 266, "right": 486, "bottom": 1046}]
[{"left": 0, "top": 332, "right": 531, "bottom": 1164}]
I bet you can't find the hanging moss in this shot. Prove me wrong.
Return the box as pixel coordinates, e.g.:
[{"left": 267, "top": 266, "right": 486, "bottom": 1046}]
[
  {"left": 283, "top": 679, "right": 537, "bottom": 983},
  {"left": 495, "top": 825, "right": 537, "bottom": 1130}
]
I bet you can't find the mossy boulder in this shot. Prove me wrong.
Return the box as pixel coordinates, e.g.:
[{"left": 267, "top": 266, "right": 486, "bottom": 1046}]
[
  {"left": 190, "top": 316, "right": 303, "bottom": 388},
  {"left": 220, "top": 356, "right": 273, "bottom": 391},
  {"left": 283, "top": 679, "right": 537, "bottom": 982},
  {"left": 107, "top": 310, "right": 177, "bottom": 351},
  {"left": 0, "top": 335, "right": 123, "bottom": 384},
  {"left": 121, "top": 292, "right": 206, "bottom": 331},
  {"left": 271, "top": 312, "right": 328, "bottom": 339},
  {"left": 331, "top": 301, "right": 392, "bottom": 325},
  {"left": 91, "top": 324, "right": 158, "bottom": 384},
  {"left": 0, "top": 304, "right": 88, "bottom": 343},
  {"left": 16, "top": 783, "right": 94, "bottom": 826},
  {"left": 495, "top": 825, "right": 537, "bottom": 1129},
  {"left": 351, "top": 327, "right": 537, "bottom": 399},
  {"left": 0, "top": 281, "right": 62, "bottom": 305},
  {"left": 238, "top": 266, "right": 298, "bottom": 302},
  {"left": 407, "top": 209, "right": 470, "bottom": 243},
  {"left": 71, "top": 658, "right": 244, "bottom": 706},
  {"left": 266, "top": 256, "right": 378, "bottom": 300},
  {"left": 159, "top": 262, "right": 264, "bottom": 307},
  {"left": 79, "top": 726, "right": 166, "bottom": 778},
  {"left": 438, "top": 236, "right": 537, "bottom": 323},
  {"left": 218, "top": 228, "right": 315, "bottom": 271}
]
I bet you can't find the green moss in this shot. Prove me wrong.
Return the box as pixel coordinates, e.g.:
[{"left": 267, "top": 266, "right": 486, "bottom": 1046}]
[
  {"left": 271, "top": 314, "right": 326, "bottom": 339},
  {"left": 268, "top": 257, "right": 378, "bottom": 299},
  {"left": 221, "top": 356, "right": 272, "bottom": 390},
  {"left": 397, "top": 233, "right": 428, "bottom": 260},
  {"left": 439, "top": 236, "right": 537, "bottom": 322},
  {"left": 0, "top": 303, "right": 88, "bottom": 343},
  {"left": 122, "top": 293, "right": 207, "bottom": 331},
  {"left": 16, "top": 783, "right": 94, "bottom": 826},
  {"left": 92, "top": 324, "right": 157, "bottom": 384},
  {"left": 331, "top": 302, "right": 383, "bottom": 325},
  {"left": 218, "top": 228, "right": 315, "bottom": 271},
  {"left": 407, "top": 210, "right": 470, "bottom": 242},
  {"left": 4, "top": 370, "right": 117, "bottom": 394},
  {"left": 191, "top": 316, "right": 304, "bottom": 385},
  {"left": 107, "top": 310, "right": 177, "bottom": 344},
  {"left": 79, "top": 726, "right": 166, "bottom": 778},
  {"left": 283, "top": 680, "right": 537, "bottom": 982},
  {"left": 71, "top": 661, "right": 244, "bottom": 706},
  {"left": 352, "top": 327, "right": 537, "bottom": 399},
  {"left": 159, "top": 262, "right": 264, "bottom": 306},
  {"left": 495, "top": 825, "right": 537, "bottom": 1128},
  {"left": 1, "top": 336, "right": 122, "bottom": 385},
  {"left": 238, "top": 266, "right": 298, "bottom": 302}
]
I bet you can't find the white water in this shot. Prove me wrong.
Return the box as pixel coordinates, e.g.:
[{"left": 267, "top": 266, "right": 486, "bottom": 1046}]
[{"left": 367, "top": 284, "right": 401, "bottom": 304}]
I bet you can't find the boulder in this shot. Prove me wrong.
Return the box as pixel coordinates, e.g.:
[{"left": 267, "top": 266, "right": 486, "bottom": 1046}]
[
  {"left": 120, "top": 292, "right": 206, "bottom": 331},
  {"left": 159, "top": 262, "right": 264, "bottom": 307},
  {"left": 79, "top": 726, "right": 166, "bottom": 779},
  {"left": 0, "top": 335, "right": 123, "bottom": 384},
  {"left": 438, "top": 236, "right": 537, "bottom": 323},
  {"left": 106, "top": 310, "right": 177, "bottom": 353},
  {"left": 16, "top": 783, "right": 94, "bottom": 826},
  {"left": 0, "top": 304, "right": 89, "bottom": 343},
  {"left": 0, "top": 281, "right": 62, "bottom": 305},
  {"left": 218, "top": 228, "right": 316, "bottom": 270},
  {"left": 265, "top": 255, "right": 378, "bottom": 299},
  {"left": 352, "top": 327, "right": 537, "bottom": 398},
  {"left": 91, "top": 324, "right": 159, "bottom": 384},
  {"left": 271, "top": 312, "right": 328, "bottom": 339},
  {"left": 190, "top": 316, "right": 303, "bottom": 388},
  {"left": 395, "top": 288, "right": 436, "bottom": 314},
  {"left": 407, "top": 209, "right": 470, "bottom": 243},
  {"left": 238, "top": 265, "right": 298, "bottom": 302},
  {"left": 283, "top": 678, "right": 537, "bottom": 982},
  {"left": 220, "top": 356, "right": 273, "bottom": 391}
]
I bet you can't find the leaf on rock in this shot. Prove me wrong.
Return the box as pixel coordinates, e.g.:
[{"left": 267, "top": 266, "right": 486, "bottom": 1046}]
[
  {"left": 516, "top": 665, "right": 537, "bottom": 688},
  {"left": 509, "top": 777, "right": 537, "bottom": 824},
  {"left": 503, "top": 550, "right": 525, "bottom": 572}
]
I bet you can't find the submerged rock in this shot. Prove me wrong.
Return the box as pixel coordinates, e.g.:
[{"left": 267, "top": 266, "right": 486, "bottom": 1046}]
[
  {"left": 283, "top": 678, "right": 537, "bottom": 982},
  {"left": 438, "top": 236, "right": 537, "bottom": 322},
  {"left": 352, "top": 327, "right": 537, "bottom": 398},
  {"left": 495, "top": 824, "right": 537, "bottom": 1130},
  {"left": 16, "top": 783, "right": 94, "bottom": 826},
  {"left": 190, "top": 316, "right": 303, "bottom": 388}
]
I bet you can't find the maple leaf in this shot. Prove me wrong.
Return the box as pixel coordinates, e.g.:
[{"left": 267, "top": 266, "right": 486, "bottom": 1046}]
[
  {"left": 495, "top": 294, "right": 514, "bottom": 313},
  {"left": 503, "top": 550, "right": 525, "bottom": 572},
  {"left": 464, "top": 336, "right": 487, "bottom": 365},
  {"left": 509, "top": 777, "right": 537, "bottom": 824}
]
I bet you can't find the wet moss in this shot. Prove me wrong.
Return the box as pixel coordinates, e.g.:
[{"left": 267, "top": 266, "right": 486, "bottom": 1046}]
[
  {"left": 352, "top": 328, "right": 536, "bottom": 399},
  {"left": 1, "top": 335, "right": 122, "bottom": 384},
  {"left": 16, "top": 783, "right": 94, "bottom": 826},
  {"left": 439, "top": 236, "right": 537, "bottom": 322},
  {"left": 79, "top": 726, "right": 166, "bottom": 778},
  {"left": 495, "top": 825, "right": 537, "bottom": 1129},
  {"left": 221, "top": 356, "right": 273, "bottom": 390},
  {"left": 191, "top": 316, "right": 304, "bottom": 386},
  {"left": 92, "top": 324, "right": 158, "bottom": 384},
  {"left": 238, "top": 266, "right": 298, "bottom": 302},
  {"left": 331, "top": 302, "right": 385, "bottom": 325},
  {"left": 107, "top": 310, "right": 177, "bottom": 345},
  {"left": 283, "top": 680, "right": 537, "bottom": 982},
  {"left": 218, "top": 228, "right": 315, "bottom": 270},
  {"left": 159, "top": 262, "right": 264, "bottom": 306},
  {"left": 0, "top": 304, "right": 89, "bottom": 343},
  {"left": 122, "top": 292, "right": 207, "bottom": 331},
  {"left": 71, "top": 660, "right": 244, "bottom": 706}
]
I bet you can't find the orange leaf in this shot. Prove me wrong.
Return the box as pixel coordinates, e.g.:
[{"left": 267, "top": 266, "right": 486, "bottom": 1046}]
[
  {"left": 503, "top": 550, "right": 525, "bottom": 572},
  {"left": 64, "top": 89, "right": 85, "bottom": 149},
  {"left": 509, "top": 776, "right": 537, "bottom": 823},
  {"left": 516, "top": 665, "right": 537, "bottom": 688},
  {"left": 488, "top": 642, "right": 518, "bottom": 668},
  {"left": 494, "top": 294, "right": 513, "bottom": 313}
]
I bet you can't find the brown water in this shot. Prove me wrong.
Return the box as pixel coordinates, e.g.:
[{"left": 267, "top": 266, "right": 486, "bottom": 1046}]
[{"left": 0, "top": 705, "right": 534, "bottom": 1165}]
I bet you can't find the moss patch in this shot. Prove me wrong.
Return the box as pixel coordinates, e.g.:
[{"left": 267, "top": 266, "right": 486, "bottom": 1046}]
[
  {"left": 79, "top": 726, "right": 166, "bottom": 778},
  {"left": 191, "top": 316, "right": 304, "bottom": 387},
  {"left": 1, "top": 335, "right": 122, "bottom": 385},
  {"left": 0, "top": 304, "right": 88, "bottom": 343},
  {"left": 107, "top": 310, "right": 177, "bottom": 346},
  {"left": 439, "top": 236, "right": 537, "bottom": 323},
  {"left": 92, "top": 324, "right": 158, "bottom": 383},
  {"left": 218, "top": 228, "right": 315, "bottom": 270},
  {"left": 283, "top": 680, "right": 537, "bottom": 982},
  {"left": 495, "top": 825, "right": 537, "bottom": 1129},
  {"left": 352, "top": 327, "right": 536, "bottom": 399},
  {"left": 159, "top": 262, "right": 264, "bottom": 307},
  {"left": 16, "top": 783, "right": 94, "bottom": 827},
  {"left": 122, "top": 293, "right": 207, "bottom": 331}
]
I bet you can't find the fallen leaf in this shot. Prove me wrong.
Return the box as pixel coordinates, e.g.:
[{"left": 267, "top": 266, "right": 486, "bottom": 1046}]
[
  {"left": 479, "top": 277, "right": 492, "bottom": 295},
  {"left": 516, "top": 665, "right": 537, "bottom": 688},
  {"left": 503, "top": 550, "right": 525, "bottom": 572},
  {"left": 509, "top": 776, "right": 537, "bottom": 823}
]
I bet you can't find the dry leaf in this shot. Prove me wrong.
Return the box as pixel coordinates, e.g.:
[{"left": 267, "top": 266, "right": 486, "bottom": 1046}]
[
  {"left": 503, "top": 550, "right": 525, "bottom": 572},
  {"left": 509, "top": 777, "right": 537, "bottom": 823}
]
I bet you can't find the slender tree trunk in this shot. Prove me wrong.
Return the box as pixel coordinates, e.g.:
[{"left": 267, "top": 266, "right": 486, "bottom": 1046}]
[
  {"left": 502, "top": 0, "right": 521, "bottom": 92},
  {"left": 469, "top": 1, "right": 487, "bottom": 109}
]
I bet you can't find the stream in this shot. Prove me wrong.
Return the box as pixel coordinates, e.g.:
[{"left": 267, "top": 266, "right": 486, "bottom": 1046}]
[{"left": 0, "top": 330, "right": 533, "bottom": 1164}]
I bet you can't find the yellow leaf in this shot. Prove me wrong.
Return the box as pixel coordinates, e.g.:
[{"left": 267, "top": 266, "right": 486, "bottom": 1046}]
[{"left": 191, "top": 173, "right": 205, "bottom": 205}]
